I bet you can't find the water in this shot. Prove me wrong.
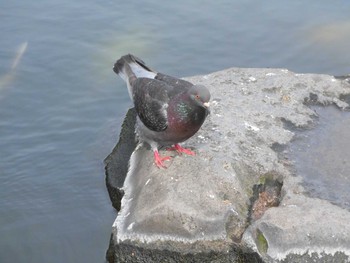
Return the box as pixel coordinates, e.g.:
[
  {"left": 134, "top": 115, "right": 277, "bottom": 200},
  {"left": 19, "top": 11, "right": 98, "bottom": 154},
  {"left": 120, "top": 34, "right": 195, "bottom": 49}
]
[
  {"left": 0, "top": 1, "right": 349, "bottom": 262},
  {"left": 289, "top": 106, "right": 350, "bottom": 210}
]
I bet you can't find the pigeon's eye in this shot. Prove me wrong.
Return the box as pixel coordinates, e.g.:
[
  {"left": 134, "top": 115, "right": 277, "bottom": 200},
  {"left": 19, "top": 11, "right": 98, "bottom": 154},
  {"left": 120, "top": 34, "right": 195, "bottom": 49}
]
[{"left": 195, "top": 94, "right": 200, "bottom": 99}]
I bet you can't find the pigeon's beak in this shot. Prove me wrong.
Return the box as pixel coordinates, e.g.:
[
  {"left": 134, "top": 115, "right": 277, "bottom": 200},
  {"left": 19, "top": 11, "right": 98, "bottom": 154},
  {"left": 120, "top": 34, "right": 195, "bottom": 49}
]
[
  {"left": 203, "top": 102, "right": 210, "bottom": 108},
  {"left": 203, "top": 102, "right": 210, "bottom": 114}
]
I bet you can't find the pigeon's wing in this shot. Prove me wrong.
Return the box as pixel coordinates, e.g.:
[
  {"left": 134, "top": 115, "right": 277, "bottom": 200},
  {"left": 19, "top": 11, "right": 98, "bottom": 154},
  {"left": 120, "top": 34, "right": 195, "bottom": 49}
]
[
  {"left": 155, "top": 73, "right": 193, "bottom": 95},
  {"left": 132, "top": 78, "right": 174, "bottom": 132}
]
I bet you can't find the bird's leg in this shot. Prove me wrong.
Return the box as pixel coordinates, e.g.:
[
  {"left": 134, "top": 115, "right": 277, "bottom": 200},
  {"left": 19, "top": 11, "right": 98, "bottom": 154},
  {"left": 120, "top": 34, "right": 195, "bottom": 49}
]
[
  {"left": 153, "top": 150, "right": 171, "bottom": 169},
  {"left": 167, "top": 143, "right": 195, "bottom": 156}
]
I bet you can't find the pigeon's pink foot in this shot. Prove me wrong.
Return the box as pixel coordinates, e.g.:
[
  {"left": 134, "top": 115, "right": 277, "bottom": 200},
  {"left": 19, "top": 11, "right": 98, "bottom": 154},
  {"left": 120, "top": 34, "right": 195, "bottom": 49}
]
[
  {"left": 154, "top": 150, "right": 171, "bottom": 169},
  {"left": 167, "top": 143, "right": 195, "bottom": 156}
]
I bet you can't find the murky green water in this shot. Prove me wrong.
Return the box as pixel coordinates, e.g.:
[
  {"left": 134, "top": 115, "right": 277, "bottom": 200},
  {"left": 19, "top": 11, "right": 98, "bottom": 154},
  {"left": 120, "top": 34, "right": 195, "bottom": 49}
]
[{"left": 289, "top": 106, "right": 350, "bottom": 210}]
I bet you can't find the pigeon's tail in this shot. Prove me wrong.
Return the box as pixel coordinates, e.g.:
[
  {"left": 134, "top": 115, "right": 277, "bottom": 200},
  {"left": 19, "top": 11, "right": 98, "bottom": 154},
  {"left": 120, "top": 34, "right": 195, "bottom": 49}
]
[
  {"left": 114, "top": 54, "right": 157, "bottom": 99},
  {"left": 114, "top": 54, "right": 156, "bottom": 81}
]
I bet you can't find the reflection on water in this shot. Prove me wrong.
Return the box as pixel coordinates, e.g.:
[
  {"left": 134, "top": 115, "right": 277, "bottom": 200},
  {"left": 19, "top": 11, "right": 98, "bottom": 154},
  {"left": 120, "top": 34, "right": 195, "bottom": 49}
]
[
  {"left": 0, "top": 42, "right": 27, "bottom": 97},
  {"left": 305, "top": 20, "right": 350, "bottom": 64},
  {"left": 307, "top": 21, "right": 350, "bottom": 47},
  {"left": 92, "top": 29, "right": 158, "bottom": 86},
  {"left": 11, "top": 42, "right": 28, "bottom": 70},
  {"left": 289, "top": 106, "right": 350, "bottom": 210}
]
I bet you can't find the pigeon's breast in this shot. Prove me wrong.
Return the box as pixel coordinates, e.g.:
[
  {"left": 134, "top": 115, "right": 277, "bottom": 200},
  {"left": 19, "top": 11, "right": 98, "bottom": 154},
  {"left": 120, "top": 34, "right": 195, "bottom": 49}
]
[
  {"left": 136, "top": 109, "right": 207, "bottom": 147},
  {"left": 162, "top": 105, "right": 208, "bottom": 144}
]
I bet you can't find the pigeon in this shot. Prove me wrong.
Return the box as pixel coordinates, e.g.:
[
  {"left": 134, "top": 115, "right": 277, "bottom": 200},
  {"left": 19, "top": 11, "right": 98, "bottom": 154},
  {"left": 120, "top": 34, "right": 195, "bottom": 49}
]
[{"left": 113, "top": 54, "right": 210, "bottom": 168}]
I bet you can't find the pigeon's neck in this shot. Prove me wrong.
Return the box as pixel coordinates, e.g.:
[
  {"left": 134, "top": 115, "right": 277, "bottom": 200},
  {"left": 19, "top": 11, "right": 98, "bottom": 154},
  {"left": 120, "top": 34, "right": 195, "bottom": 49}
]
[{"left": 169, "top": 94, "right": 207, "bottom": 127}]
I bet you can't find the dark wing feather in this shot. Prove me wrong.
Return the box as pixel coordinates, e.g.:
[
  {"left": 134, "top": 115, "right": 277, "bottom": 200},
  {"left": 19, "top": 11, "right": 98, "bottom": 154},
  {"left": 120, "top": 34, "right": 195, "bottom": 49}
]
[
  {"left": 132, "top": 78, "right": 174, "bottom": 132},
  {"left": 155, "top": 73, "right": 193, "bottom": 95}
]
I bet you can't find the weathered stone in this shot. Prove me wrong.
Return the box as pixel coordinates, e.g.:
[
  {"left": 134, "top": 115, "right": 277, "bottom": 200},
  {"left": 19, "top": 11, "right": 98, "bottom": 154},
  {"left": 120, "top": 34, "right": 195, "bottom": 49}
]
[
  {"left": 105, "top": 108, "right": 137, "bottom": 211},
  {"left": 105, "top": 67, "right": 350, "bottom": 262},
  {"left": 243, "top": 194, "right": 350, "bottom": 262}
]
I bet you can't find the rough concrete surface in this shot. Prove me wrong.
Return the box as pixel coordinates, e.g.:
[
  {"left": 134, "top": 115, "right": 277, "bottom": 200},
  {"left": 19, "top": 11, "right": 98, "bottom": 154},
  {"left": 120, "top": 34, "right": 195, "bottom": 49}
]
[{"left": 105, "top": 67, "right": 350, "bottom": 262}]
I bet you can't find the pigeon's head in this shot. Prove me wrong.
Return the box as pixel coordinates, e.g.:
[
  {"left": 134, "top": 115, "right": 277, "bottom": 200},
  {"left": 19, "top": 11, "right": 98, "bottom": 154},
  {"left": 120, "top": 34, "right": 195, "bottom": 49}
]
[{"left": 188, "top": 85, "right": 211, "bottom": 110}]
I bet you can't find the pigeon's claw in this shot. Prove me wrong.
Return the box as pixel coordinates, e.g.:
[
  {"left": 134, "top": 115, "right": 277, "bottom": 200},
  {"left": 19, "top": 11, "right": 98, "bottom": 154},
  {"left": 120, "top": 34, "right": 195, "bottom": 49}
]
[
  {"left": 167, "top": 144, "right": 195, "bottom": 156},
  {"left": 154, "top": 150, "right": 171, "bottom": 169}
]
